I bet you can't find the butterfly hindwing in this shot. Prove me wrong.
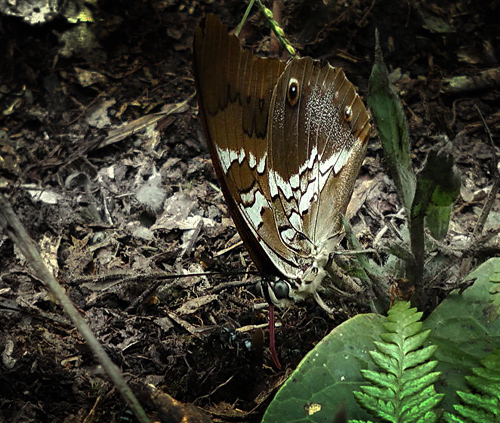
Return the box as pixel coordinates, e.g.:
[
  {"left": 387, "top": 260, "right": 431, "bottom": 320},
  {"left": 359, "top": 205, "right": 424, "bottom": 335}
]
[{"left": 194, "top": 15, "right": 371, "bottom": 299}]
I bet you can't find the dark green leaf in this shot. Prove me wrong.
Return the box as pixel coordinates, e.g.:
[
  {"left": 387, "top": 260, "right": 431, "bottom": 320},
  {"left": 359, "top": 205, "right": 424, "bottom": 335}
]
[
  {"left": 368, "top": 30, "right": 415, "bottom": 214},
  {"left": 411, "top": 136, "right": 461, "bottom": 240},
  {"left": 261, "top": 314, "right": 385, "bottom": 422}
]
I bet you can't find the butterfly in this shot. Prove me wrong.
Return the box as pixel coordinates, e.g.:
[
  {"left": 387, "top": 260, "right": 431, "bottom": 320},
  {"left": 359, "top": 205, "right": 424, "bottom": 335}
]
[{"left": 193, "top": 14, "right": 371, "bottom": 312}]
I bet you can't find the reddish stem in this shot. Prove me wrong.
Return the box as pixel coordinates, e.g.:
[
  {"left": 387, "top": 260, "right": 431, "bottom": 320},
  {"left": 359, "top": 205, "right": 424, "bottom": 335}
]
[{"left": 268, "top": 304, "right": 282, "bottom": 369}]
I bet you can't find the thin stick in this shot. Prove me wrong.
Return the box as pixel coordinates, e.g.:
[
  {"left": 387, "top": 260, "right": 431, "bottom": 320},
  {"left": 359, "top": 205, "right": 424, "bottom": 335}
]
[
  {"left": 459, "top": 106, "right": 500, "bottom": 278},
  {"left": 0, "top": 194, "right": 151, "bottom": 423},
  {"left": 471, "top": 105, "right": 499, "bottom": 239}
]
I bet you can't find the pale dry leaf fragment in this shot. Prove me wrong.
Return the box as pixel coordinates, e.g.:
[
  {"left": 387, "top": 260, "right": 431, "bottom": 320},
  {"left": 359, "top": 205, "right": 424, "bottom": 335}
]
[
  {"left": 151, "top": 192, "right": 197, "bottom": 231},
  {"left": 40, "top": 234, "right": 62, "bottom": 279},
  {"left": 85, "top": 99, "right": 116, "bottom": 129},
  {"left": 154, "top": 316, "right": 175, "bottom": 332},
  {"left": 74, "top": 67, "right": 107, "bottom": 87},
  {"left": 346, "top": 178, "right": 379, "bottom": 220},
  {"left": 166, "top": 311, "right": 201, "bottom": 337},
  {"left": 175, "top": 294, "right": 218, "bottom": 315},
  {"left": 23, "top": 184, "right": 63, "bottom": 205},
  {"left": 2, "top": 339, "right": 16, "bottom": 369},
  {"left": 100, "top": 96, "right": 192, "bottom": 148}
]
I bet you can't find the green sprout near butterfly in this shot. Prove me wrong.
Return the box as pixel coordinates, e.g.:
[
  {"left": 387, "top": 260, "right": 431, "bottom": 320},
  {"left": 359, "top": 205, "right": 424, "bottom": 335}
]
[{"left": 364, "top": 29, "right": 462, "bottom": 309}]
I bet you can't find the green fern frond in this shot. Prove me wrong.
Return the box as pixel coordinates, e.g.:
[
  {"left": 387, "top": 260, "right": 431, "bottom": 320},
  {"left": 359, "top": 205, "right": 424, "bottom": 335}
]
[
  {"left": 444, "top": 348, "right": 500, "bottom": 423},
  {"left": 353, "top": 301, "right": 443, "bottom": 423}
]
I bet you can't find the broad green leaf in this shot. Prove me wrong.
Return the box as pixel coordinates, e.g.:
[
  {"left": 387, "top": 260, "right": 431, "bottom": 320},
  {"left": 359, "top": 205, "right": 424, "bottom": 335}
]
[
  {"left": 424, "top": 258, "right": 500, "bottom": 414},
  {"left": 261, "top": 314, "right": 385, "bottom": 422},
  {"left": 368, "top": 30, "right": 415, "bottom": 214}
]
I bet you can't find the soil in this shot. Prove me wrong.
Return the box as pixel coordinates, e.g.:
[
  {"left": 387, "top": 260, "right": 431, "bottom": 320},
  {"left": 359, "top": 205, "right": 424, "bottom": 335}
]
[{"left": 1, "top": 0, "right": 499, "bottom": 422}]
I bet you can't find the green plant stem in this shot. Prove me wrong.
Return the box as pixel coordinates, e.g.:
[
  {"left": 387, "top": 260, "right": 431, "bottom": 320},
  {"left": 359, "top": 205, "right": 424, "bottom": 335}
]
[
  {"left": 408, "top": 203, "right": 427, "bottom": 293},
  {"left": 236, "top": 0, "right": 297, "bottom": 57},
  {"left": 235, "top": 0, "right": 256, "bottom": 37},
  {"left": 0, "top": 193, "right": 152, "bottom": 423}
]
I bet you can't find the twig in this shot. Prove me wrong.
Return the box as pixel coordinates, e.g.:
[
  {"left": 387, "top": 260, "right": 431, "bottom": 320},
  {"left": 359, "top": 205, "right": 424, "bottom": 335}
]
[
  {"left": 0, "top": 193, "right": 152, "bottom": 423},
  {"left": 442, "top": 67, "right": 500, "bottom": 95},
  {"left": 459, "top": 105, "right": 500, "bottom": 279}
]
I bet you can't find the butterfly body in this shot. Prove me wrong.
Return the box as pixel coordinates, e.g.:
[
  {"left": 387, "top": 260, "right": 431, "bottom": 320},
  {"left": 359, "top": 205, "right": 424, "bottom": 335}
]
[{"left": 194, "top": 15, "right": 371, "bottom": 308}]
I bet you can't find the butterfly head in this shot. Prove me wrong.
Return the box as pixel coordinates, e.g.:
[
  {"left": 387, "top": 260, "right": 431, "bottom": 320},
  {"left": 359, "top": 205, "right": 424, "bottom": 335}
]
[
  {"left": 257, "top": 250, "right": 330, "bottom": 307},
  {"left": 256, "top": 279, "right": 293, "bottom": 307}
]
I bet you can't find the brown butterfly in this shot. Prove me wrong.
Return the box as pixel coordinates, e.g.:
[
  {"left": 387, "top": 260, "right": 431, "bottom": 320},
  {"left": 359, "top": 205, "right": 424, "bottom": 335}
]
[{"left": 193, "top": 14, "right": 371, "bottom": 311}]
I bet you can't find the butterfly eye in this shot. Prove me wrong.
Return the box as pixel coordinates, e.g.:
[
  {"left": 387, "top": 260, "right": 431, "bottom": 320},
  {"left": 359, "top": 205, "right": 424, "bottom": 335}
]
[
  {"left": 344, "top": 105, "right": 353, "bottom": 122},
  {"left": 287, "top": 78, "right": 300, "bottom": 107},
  {"left": 273, "top": 281, "right": 290, "bottom": 300}
]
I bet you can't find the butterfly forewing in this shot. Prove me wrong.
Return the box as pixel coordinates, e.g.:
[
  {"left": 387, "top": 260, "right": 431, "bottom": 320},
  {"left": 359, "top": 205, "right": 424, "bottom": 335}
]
[{"left": 194, "top": 15, "right": 288, "bottom": 275}]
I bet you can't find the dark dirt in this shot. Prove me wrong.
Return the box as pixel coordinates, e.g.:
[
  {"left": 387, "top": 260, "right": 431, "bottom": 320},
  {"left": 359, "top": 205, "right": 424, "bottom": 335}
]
[{"left": 1, "top": 0, "right": 499, "bottom": 422}]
